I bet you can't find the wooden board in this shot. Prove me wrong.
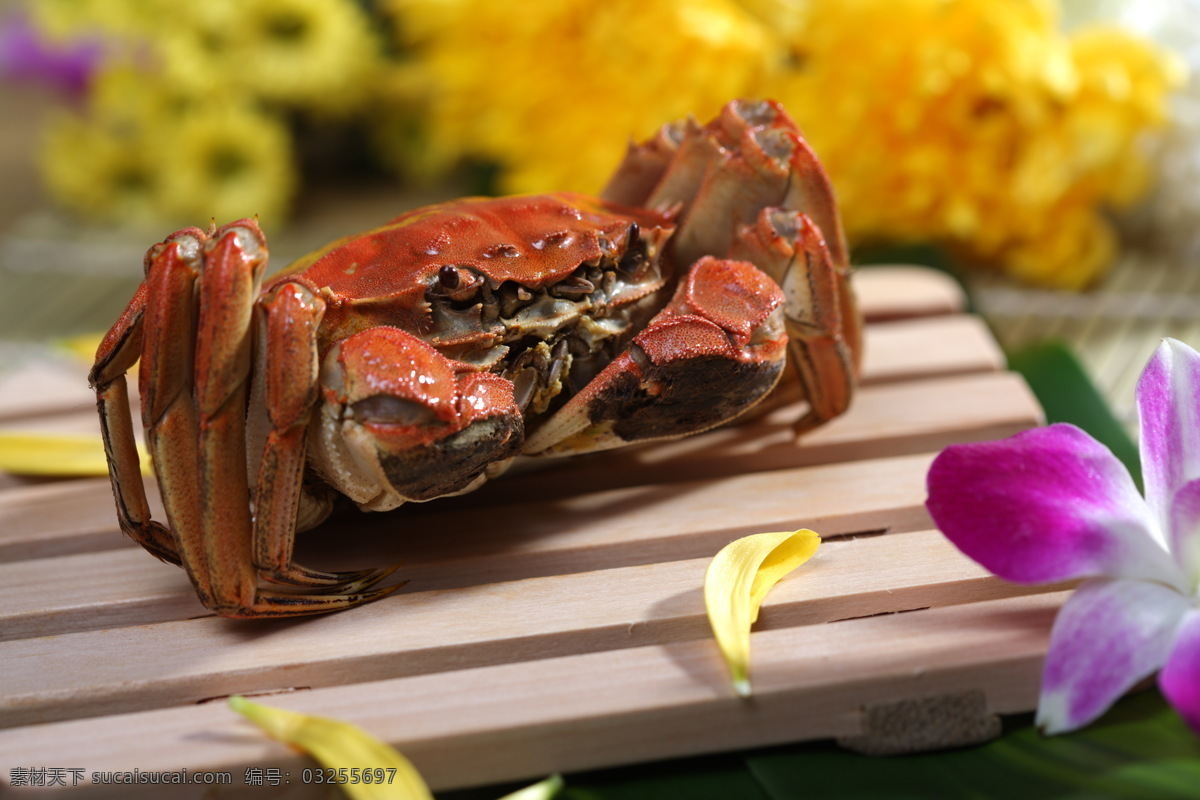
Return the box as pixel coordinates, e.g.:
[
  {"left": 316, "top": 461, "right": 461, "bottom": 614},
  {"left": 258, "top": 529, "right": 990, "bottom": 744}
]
[{"left": 0, "top": 266, "right": 1052, "bottom": 796}]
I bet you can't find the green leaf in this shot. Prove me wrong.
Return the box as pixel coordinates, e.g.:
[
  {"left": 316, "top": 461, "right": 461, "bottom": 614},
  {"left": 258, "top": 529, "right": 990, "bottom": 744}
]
[{"left": 742, "top": 690, "right": 1200, "bottom": 800}]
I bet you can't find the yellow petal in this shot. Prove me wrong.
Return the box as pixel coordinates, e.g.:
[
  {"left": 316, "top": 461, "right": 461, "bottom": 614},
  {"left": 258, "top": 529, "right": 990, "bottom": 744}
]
[
  {"left": 54, "top": 333, "right": 104, "bottom": 363},
  {"left": 229, "top": 696, "right": 434, "bottom": 800},
  {"left": 231, "top": 696, "right": 565, "bottom": 799},
  {"left": 703, "top": 529, "right": 821, "bottom": 697},
  {"left": 0, "top": 431, "right": 150, "bottom": 476},
  {"left": 498, "top": 774, "right": 564, "bottom": 800}
]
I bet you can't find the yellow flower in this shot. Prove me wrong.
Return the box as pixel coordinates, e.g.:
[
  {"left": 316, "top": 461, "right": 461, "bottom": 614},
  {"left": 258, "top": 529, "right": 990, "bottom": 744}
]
[
  {"left": 39, "top": 107, "right": 167, "bottom": 224},
  {"left": 40, "top": 60, "right": 296, "bottom": 226},
  {"left": 26, "top": 0, "right": 164, "bottom": 41},
  {"left": 33, "top": 0, "right": 381, "bottom": 113},
  {"left": 154, "top": 99, "right": 297, "bottom": 224},
  {"left": 379, "top": 0, "right": 776, "bottom": 194},
  {"left": 28, "top": 0, "right": 381, "bottom": 226},
  {"left": 166, "top": 0, "right": 382, "bottom": 115},
  {"left": 764, "top": 0, "right": 1180, "bottom": 288},
  {"left": 703, "top": 529, "right": 821, "bottom": 696},
  {"left": 384, "top": 0, "right": 1176, "bottom": 288}
]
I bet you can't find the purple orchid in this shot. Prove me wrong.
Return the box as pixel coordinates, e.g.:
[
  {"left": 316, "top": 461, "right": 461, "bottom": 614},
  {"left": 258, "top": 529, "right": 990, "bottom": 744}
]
[{"left": 926, "top": 338, "right": 1200, "bottom": 735}]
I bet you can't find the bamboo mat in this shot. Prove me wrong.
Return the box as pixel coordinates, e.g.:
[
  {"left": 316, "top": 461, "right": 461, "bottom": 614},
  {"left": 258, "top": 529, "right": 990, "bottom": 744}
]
[
  {"left": 0, "top": 265, "right": 1053, "bottom": 797},
  {"left": 970, "top": 247, "right": 1200, "bottom": 433}
]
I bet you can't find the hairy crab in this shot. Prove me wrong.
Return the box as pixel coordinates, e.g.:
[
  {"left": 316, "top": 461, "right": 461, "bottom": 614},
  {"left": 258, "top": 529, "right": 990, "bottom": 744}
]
[{"left": 89, "top": 99, "right": 861, "bottom": 618}]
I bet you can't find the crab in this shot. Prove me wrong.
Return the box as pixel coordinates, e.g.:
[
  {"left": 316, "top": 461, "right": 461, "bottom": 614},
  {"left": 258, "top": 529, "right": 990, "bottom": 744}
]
[{"left": 88, "top": 99, "right": 861, "bottom": 618}]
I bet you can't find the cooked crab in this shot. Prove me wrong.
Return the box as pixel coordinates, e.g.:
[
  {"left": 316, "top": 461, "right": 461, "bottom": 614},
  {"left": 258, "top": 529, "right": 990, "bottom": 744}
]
[{"left": 89, "top": 99, "right": 861, "bottom": 618}]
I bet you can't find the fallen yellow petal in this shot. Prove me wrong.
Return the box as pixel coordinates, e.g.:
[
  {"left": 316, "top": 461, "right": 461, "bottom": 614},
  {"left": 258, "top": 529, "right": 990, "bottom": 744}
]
[
  {"left": 0, "top": 431, "right": 150, "bottom": 476},
  {"left": 703, "top": 529, "right": 821, "bottom": 697},
  {"left": 498, "top": 774, "right": 564, "bottom": 800},
  {"left": 230, "top": 696, "right": 434, "bottom": 800},
  {"left": 230, "top": 697, "right": 564, "bottom": 799},
  {"left": 54, "top": 333, "right": 105, "bottom": 363}
]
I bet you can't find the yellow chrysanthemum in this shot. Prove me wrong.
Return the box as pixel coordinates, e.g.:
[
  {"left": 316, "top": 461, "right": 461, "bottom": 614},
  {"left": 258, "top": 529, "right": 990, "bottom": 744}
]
[
  {"left": 380, "top": 0, "right": 777, "bottom": 194},
  {"left": 151, "top": 0, "right": 382, "bottom": 114},
  {"left": 28, "top": 0, "right": 381, "bottom": 227},
  {"left": 26, "top": 0, "right": 163, "bottom": 41},
  {"left": 28, "top": 0, "right": 1178, "bottom": 285},
  {"left": 40, "top": 63, "right": 295, "bottom": 226},
  {"left": 766, "top": 0, "right": 1180, "bottom": 288},
  {"left": 154, "top": 101, "right": 297, "bottom": 224},
  {"left": 382, "top": 0, "right": 1177, "bottom": 288},
  {"left": 39, "top": 108, "right": 167, "bottom": 224},
  {"left": 33, "top": 0, "right": 381, "bottom": 114}
]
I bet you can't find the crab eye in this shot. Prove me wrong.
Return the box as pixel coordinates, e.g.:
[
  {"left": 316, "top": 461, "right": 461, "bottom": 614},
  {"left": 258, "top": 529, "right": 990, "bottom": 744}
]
[
  {"left": 438, "top": 265, "right": 461, "bottom": 289},
  {"left": 349, "top": 395, "right": 439, "bottom": 427},
  {"left": 618, "top": 237, "right": 647, "bottom": 276}
]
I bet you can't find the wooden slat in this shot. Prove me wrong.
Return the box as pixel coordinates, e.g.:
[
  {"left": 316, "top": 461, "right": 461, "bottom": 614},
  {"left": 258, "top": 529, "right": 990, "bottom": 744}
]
[
  {"left": 854, "top": 265, "right": 965, "bottom": 320},
  {"left": 0, "top": 591, "right": 1064, "bottom": 796},
  {"left": 0, "top": 360, "right": 95, "bottom": 422},
  {"left": 859, "top": 314, "right": 1003, "bottom": 385},
  {"left": 0, "top": 479, "right": 161, "bottom": 562},
  {"left": 0, "top": 530, "right": 1062, "bottom": 728},
  {"left": 2, "top": 452, "right": 940, "bottom": 640}
]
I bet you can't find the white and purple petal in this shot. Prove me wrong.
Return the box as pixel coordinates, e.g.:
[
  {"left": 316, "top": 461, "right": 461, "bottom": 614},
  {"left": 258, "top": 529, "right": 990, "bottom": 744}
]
[
  {"left": 1159, "top": 608, "right": 1200, "bottom": 734},
  {"left": 1137, "top": 338, "right": 1200, "bottom": 580},
  {"left": 1037, "top": 578, "right": 1190, "bottom": 735},
  {"left": 926, "top": 424, "right": 1175, "bottom": 585}
]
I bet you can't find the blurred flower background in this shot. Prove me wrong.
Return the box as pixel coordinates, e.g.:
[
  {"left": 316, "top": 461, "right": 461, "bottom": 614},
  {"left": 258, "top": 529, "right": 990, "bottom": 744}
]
[
  {"left": 1, "top": 0, "right": 1200, "bottom": 422},
  {"left": 0, "top": 0, "right": 1187, "bottom": 288}
]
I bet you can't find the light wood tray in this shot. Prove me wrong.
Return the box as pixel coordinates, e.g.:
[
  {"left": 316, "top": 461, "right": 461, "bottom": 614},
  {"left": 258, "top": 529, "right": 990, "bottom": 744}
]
[{"left": 0, "top": 266, "right": 1055, "bottom": 796}]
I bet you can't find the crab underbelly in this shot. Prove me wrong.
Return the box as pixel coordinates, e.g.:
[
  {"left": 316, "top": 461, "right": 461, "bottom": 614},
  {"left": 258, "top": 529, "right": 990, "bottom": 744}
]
[
  {"left": 300, "top": 288, "right": 666, "bottom": 519},
  {"left": 481, "top": 290, "right": 665, "bottom": 428}
]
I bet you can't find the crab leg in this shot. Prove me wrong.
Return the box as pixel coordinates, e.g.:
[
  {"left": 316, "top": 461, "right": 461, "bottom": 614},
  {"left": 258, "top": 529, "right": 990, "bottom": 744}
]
[
  {"left": 247, "top": 281, "right": 401, "bottom": 593},
  {"left": 89, "top": 281, "right": 181, "bottom": 564},
  {"left": 192, "top": 223, "right": 273, "bottom": 612},
  {"left": 138, "top": 228, "right": 213, "bottom": 603},
  {"left": 186, "top": 225, "right": 399, "bottom": 618},
  {"left": 602, "top": 100, "right": 848, "bottom": 269},
  {"left": 711, "top": 100, "right": 850, "bottom": 272},
  {"left": 111, "top": 223, "right": 396, "bottom": 618},
  {"left": 600, "top": 120, "right": 686, "bottom": 207},
  {"left": 732, "top": 208, "right": 859, "bottom": 432}
]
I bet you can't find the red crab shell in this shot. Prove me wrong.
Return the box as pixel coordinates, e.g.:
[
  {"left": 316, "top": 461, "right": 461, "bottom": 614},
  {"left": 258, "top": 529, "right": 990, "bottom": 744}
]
[{"left": 274, "top": 193, "right": 675, "bottom": 352}]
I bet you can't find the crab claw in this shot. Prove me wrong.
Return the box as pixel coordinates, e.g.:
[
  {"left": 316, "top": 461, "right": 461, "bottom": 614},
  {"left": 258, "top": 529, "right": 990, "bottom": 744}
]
[
  {"left": 312, "top": 327, "right": 523, "bottom": 510},
  {"left": 524, "top": 257, "right": 787, "bottom": 455}
]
